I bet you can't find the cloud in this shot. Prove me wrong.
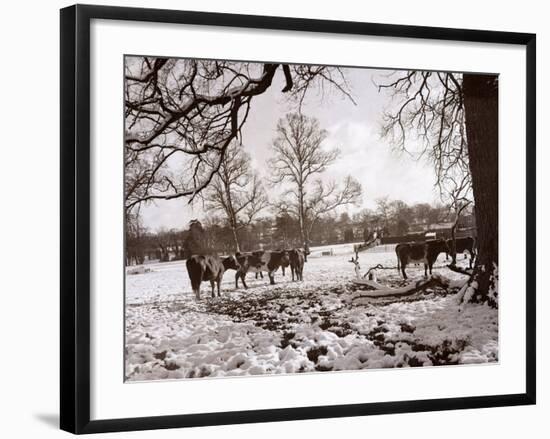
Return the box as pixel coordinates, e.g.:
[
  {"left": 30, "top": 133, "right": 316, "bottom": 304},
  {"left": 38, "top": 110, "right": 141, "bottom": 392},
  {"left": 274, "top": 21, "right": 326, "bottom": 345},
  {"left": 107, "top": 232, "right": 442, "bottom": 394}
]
[
  {"left": 140, "top": 198, "right": 200, "bottom": 232},
  {"left": 323, "top": 121, "right": 439, "bottom": 209}
]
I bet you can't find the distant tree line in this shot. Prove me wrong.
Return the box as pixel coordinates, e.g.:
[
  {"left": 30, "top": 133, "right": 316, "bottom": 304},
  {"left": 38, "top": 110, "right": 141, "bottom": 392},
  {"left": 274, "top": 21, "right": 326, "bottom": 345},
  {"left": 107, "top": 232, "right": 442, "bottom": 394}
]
[{"left": 125, "top": 198, "right": 472, "bottom": 265}]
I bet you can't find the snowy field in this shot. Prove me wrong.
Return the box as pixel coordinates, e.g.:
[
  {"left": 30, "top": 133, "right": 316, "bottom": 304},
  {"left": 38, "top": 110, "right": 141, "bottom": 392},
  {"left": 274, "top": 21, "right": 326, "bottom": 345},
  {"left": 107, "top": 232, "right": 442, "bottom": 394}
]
[{"left": 125, "top": 247, "right": 498, "bottom": 381}]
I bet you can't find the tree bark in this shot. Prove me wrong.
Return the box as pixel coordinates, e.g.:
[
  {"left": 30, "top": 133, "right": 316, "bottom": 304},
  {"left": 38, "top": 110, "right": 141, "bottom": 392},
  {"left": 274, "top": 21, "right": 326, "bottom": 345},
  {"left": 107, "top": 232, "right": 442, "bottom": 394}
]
[
  {"left": 462, "top": 74, "right": 499, "bottom": 306},
  {"left": 231, "top": 224, "right": 241, "bottom": 253}
]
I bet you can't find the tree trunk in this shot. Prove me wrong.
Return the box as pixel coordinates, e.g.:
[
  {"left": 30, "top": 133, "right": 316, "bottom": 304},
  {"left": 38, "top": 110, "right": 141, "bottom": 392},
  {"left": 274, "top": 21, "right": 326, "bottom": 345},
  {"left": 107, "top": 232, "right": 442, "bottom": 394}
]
[
  {"left": 450, "top": 202, "right": 470, "bottom": 266},
  {"left": 450, "top": 215, "right": 458, "bottom": 266},
  {"left": 298, "top": 183, "right": 309, "bottom": 259},
  {"left": 223, "top": 183, "right": 241, "bottom": 253},
  {"left": 231, "top": 224, "right": 241, "bottom": 253},
  {"left": 462, "top": 74, "right": 499, "bottom": 307}
]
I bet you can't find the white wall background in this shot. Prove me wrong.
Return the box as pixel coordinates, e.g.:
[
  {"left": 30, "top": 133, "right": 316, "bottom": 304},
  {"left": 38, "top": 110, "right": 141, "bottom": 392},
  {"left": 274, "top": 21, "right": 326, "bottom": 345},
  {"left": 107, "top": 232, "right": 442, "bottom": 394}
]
[{"left": 0, "top": 0, "right": 546, "bottom": 437}]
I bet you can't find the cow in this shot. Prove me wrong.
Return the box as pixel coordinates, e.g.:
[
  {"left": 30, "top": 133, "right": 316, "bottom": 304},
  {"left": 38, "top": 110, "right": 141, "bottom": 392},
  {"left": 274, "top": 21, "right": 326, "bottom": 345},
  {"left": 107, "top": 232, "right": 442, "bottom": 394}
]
[
  {"left": 289, "top": 248, "right": 305, "bottom": 281},
  {"left": 186, "top": 254, "right": 240, "bottom": 300},
  {"left": 235, "top": 250, "right": 290, "bottom": 288},
  {"left": 233, "top": 250, "right": 265, "bottom": 280},
  {"left": 446, "top": 236, "right": 477, "bottom": 268},
  {"left": 303, "top": 245, "right": 311, "bottom": 262},
  {"left": 280, "top": 249, "right": 292, "bottom": 276},
  {"left": 396, "top": 239, "right": 449, "bottom": 280},
  {"left": 254, "top": 249, "right": 290, "bottom": 278}
]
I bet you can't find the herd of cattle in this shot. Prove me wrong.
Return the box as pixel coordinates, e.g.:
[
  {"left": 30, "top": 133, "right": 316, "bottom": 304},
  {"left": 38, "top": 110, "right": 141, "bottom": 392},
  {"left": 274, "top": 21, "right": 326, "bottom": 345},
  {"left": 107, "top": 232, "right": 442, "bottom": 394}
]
[
  {"left": 395, "top": 236, "right": 476, "bottom": 279},
  {"left": 186, "top": 249, "right": 306, "bottom": 300},
  {"left": 184, "top": 237, "right": 476, "bottom": 299}
]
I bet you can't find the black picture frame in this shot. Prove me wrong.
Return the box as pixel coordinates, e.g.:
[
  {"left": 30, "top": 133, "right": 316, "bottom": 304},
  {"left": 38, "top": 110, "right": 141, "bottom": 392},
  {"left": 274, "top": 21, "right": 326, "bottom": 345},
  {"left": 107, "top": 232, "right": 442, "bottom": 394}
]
[{"left": 60, "top": 4, "right": 536, "bottom": 434}]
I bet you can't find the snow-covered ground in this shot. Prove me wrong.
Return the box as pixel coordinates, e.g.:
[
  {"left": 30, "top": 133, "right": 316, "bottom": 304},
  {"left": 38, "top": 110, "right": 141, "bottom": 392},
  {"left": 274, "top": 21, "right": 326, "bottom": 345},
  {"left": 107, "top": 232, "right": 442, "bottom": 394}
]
[{"left": 125, "top": 248, "right": 498, "bottom": 381}]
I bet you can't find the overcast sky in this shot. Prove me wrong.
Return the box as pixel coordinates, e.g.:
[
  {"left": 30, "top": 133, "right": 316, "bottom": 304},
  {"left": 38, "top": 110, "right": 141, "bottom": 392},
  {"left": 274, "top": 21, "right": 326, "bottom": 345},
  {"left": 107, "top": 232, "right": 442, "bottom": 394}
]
[{"left": 139, "top": 65, "right": 440, "bottom": 231}]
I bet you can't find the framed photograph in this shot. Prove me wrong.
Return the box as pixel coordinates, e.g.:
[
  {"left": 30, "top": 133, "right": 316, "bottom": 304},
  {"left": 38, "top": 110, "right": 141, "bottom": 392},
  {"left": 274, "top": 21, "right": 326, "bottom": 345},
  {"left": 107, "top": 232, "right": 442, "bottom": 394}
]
[{"left": 60, "top": 4, "right": 536, "bottom": 434}]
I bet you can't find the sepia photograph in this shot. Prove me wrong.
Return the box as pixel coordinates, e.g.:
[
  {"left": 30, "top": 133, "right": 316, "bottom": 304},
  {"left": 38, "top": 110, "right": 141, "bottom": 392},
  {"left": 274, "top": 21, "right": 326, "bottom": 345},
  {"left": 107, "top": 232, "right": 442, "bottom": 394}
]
[{"left": 124, "top": 57, "right": 499, "bottom": 382}]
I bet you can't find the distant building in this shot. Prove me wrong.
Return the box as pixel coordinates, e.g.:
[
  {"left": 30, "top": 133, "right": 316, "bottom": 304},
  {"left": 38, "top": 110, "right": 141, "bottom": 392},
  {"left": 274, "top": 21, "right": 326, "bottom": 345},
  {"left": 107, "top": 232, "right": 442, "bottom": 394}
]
[{"left": 381, "top": 214, "right": 477, "bottom": 244}]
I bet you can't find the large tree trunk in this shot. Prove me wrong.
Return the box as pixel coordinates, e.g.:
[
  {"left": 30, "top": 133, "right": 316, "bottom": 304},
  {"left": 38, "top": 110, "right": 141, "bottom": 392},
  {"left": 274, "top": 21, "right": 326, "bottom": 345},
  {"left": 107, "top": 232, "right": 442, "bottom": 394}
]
[{"left": 462, "top": 74, "right": 499, "bottom": 307}]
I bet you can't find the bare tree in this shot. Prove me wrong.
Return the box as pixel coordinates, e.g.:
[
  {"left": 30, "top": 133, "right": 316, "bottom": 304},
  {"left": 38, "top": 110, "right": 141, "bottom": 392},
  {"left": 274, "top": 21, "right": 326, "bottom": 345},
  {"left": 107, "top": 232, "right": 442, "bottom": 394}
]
[
  {"left": 201, "top": 142, "right": 268, "bottom": 252},
  {"left": 155, "top": 227, "right": 172, "bottom": 262},
  {"left": 379, "top": 71, "right": 469, "bottom": 187},
  {"left": 270, "top": 113, "right": 362, "bottom": 251},
  {"left": 124, "top": 58, "right": 352, "bottom": 214},
  {"left": 375, "top": 196, "right": 391, "bottom": 234},
  {"left": 412, "top": 203, "right": 433, "bottom": 227},
  {"left": 379, "top": 71, "right": 498, "bottom": 306},
  {"left": 305, "top": 177, "right": 362, "bottom": 241},
  {"left": 125, "top": 211, "right": 147, "bottom": 265},
  {"left": 441, "top": 171, "right": 473, "bottom": 265},
  {"left": 389, "top": 200, "right": 413, "bottom": 235}
]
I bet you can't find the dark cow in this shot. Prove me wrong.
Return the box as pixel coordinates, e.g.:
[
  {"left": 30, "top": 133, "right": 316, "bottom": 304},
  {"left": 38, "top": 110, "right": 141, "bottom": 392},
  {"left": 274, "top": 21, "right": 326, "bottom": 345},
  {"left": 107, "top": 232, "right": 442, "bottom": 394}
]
[
  {"left": 235, "top": 250, "right": 290, "bottom": 288},
  {"left": 186, "top": 254, "right": 240, "bottom": 300},
  {"left": 277, "top": 249, "right": 291, "bottom": 277},
  {"left": 303, "top": 245, "right": 311, "bottom": 262},
  {"left": 446, "top": 236, "right": 477, "bottom": 268},
  {"left": 289, "top": 248, "right": 305, "bottom": 281},
  {"left": 253, "top": 258, "right": 264, "bottom": 279},
  {"left": 396, "top": 239, "right": 449, "bottom": 279}
]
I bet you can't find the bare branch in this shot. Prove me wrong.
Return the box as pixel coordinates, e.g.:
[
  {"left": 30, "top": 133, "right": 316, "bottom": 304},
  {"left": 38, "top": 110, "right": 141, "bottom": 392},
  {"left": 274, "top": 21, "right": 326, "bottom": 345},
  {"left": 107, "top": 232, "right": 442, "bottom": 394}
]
[
  {"left": 124, "top": 58, "right": 355, "bottom": 213},
  {"left": 377, "top": 70, "right": 469, "bottom": 199}
]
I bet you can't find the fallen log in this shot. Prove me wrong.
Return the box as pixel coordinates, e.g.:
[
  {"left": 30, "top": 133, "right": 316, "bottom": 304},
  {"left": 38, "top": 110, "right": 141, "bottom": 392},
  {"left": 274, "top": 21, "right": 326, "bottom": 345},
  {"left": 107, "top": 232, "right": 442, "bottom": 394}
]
[
  {"left": 447, "top": 264, "right": 473, "bottom": 276},
  {"left": 352, "top": 274, "right": 452, "bottom": 299},
  {"left": 352, "top": 278, "right": 387, "bottom": 290},
  {"left": 360, "top": 263, "right": 452, "bottom": 279}
]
